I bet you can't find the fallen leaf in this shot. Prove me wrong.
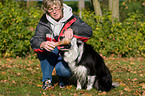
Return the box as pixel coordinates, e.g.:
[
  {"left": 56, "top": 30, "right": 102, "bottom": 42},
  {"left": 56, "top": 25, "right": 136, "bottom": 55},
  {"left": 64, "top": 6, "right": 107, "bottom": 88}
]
[
  {"left": 49, "top": 93, "right": 55, "bottom": 96},
  {"left": 131, "top": 71, "right": 137, "bottom": 73},
  {"left": 82, "top": 92, "right": 93, "bottom": 96},
  {"left": 119, "top": 90, "right": 123, "bottom": 95},
  {"left": 12, "top": 80, "right": 16, "bottom": 84},
  {"left": 6, "top": 58, "right": 10, "bottom": 61},
  {"left": 98, "top": 91, "right": 107, "bottom": 95},
  {"left": 139, "top": 74, "right": 144, "bottom": 77},
  {"left": 130, "top": 62, "right": 135, "bottom": 65},
  {"left": 142, "top": 85, "right": 145, "bottom": 89},
  {"left": 17, "top": 73, "right": 21, "bottom": 76},
  {"left": 37, "top": 84, "right": 42, "bottom": 87},
  {"left": 66, "top": 85, "right": 72, "bottom": 90},
  {"left": 116, "top": 79, "right": 121, "bottom": 82},
  {"left": 142, "top": 2, "right": 145, "bottom": 6},
  {"left": 120, "top": 83, "right": 126, "bottom": 87},
  {"left": 59, "top": 93, "right": 62, "bottom": 96},
  {"left": 1, "top": 72, "right": 6, "bottom": 75},
  {"left": 43, "top": 92, "right": 46, "bottom": 95},
  {"left": 4, "top": 80, "right": 8, "bottom": 83},
  {"left": 28, "top": 61, "right": 33, "bottom": 64},
  {"left": 122, "top": 2, "right": 125, "bottom": 5},
  {"left": 142, "top": 91, "right": 145, "bottom": 96},
  {"left": 139, "top": 83, "right": 145, "bottom": 89},
  {"left": 52, "top": 68, "right": 56, "bottom": 75},
  {"left": 124, "top": 87, "right": 131, "bottom": 92},
  {"left": 132, "top": 78, "right": 137, "bottom": 82},
  {"left": 72, "top": 93, "right": 78, "bottom": 96}
]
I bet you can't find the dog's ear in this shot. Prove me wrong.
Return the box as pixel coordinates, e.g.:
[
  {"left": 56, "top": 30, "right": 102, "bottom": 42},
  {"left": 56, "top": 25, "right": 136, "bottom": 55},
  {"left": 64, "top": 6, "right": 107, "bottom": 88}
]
[
  {"left": 77, "top": 39, "right": 83, "bottom": 46},
  {"left": 54, "top": 36, "right": 65, "bottom": 41}
]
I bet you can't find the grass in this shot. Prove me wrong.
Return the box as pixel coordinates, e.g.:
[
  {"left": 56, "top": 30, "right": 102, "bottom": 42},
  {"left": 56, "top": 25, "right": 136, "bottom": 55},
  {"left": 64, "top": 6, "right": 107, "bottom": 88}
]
[{"left": 0, "top": 57, "right": 145, "bottom": 95}]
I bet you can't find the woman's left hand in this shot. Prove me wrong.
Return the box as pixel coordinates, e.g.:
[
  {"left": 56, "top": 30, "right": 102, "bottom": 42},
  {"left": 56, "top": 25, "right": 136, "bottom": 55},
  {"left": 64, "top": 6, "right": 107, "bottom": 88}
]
[{"left": 64, "top": 28, "right": 73, "bottom": 39}]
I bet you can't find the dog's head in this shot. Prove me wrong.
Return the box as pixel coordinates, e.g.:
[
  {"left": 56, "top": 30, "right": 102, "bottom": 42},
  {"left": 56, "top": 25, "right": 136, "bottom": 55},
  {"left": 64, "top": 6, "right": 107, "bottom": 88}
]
[
  {"left": 59, "top": 37, "right": 80, "bottom": 64},
  {"left": 58, "top": 36, "right": 71, "bottom": 50}
]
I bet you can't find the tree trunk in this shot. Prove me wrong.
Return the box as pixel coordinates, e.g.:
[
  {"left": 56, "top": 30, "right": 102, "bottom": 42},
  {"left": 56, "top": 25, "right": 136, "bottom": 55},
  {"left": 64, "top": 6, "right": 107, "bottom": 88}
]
[
  {"left": 27, "top": 0, "right": 29, "bottom": 8},
  {"left": 109, "top": 0, "right": 112, "bottom": 11},
  {"left": 92, "top": 0, "right": 102, "bottom": 17},
  {"left": 20, "top": 0, "right": 25, "bottom": 7},
  {"left": 79, "top": 0, "right": 85, "bottom": 18},
  {"left": 26, "top": 0, "right": 38, "bottom": 9},
  {"left": 111, "top": 0, "right": 119, "bottom": 23}
]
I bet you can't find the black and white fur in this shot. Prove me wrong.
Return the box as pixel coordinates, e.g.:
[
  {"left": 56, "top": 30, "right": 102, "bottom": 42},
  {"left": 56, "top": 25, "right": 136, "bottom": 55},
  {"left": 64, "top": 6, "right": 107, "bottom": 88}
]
[{"left": 60, "top": 38, "right": 112, "bottom": 91}]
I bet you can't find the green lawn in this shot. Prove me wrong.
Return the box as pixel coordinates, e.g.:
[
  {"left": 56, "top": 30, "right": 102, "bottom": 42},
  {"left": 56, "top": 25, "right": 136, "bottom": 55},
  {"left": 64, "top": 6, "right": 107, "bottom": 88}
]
[{"left": 0, "top": 57, "right": 145, "bottom": 95}]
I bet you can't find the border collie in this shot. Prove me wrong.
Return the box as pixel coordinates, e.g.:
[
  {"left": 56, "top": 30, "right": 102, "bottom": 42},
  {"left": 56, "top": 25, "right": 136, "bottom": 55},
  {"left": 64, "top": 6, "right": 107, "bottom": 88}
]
[{"left": 60, "top": 38, "right": 112, "bottom": 92}]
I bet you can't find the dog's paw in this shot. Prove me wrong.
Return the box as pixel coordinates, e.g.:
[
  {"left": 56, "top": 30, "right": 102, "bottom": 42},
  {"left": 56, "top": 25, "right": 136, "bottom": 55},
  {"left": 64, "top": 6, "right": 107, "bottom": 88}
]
[
  {"left": 76, "top": 80, "right": 82, "bottom": 90},
  {"left": 86, "top": 86, "right": 93, "bottom": 90},
  {"left": 76, "top": 87, "right": 82, "bottom": 90},
  {"left": 76, "top": 84, "right": 82, "bottom": 90}
]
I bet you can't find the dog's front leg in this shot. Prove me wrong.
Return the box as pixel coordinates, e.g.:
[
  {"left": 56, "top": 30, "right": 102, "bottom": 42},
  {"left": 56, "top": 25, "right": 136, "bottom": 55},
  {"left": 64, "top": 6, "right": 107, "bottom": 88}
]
[
  {"left": 76, "top": 80, "right": 82, "bottom": 90},
  {"left": 86, "top": 75, "right": 96, "bottom": 90}
]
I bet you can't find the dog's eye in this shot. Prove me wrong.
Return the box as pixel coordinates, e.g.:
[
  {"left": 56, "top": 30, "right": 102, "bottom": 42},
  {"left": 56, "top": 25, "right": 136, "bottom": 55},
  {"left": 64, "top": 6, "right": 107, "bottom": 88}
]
[
  {"left": 77, "top": 42, "right": 82, "bottom": 46},
  {"left": 77, "top": 40, "right": 83, "bottom": 46},
  {"left": 65, "top": 45, "right": 71, "bottom": 49},
  {"left": 59, "top": 36, "right": 65, "bottom": 41}
]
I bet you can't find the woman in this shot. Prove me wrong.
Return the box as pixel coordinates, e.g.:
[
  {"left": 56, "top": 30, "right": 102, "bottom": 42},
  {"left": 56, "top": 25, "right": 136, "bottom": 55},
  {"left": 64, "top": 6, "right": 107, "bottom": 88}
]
[{"left": 30, "top": 0, "right": 92, "bottom": 90}]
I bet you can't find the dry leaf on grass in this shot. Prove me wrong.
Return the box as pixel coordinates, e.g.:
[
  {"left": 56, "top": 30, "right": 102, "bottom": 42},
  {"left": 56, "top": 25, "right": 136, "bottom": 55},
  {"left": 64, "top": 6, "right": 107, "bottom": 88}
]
[
  {"left": 139, "top": 83, "right": 145, "bottom": 89},
  {"left": 124, "top": 87, "right": 131, "bottom": 92},
  {"left": 1, "top": 72, "right": 6, "bottom": 75},
  {"left": 82, "top": 92, "right": 93, "bottom": 96},
  {"left": 12, "top": 80, "right": 16, "bottom": 84},
  {"left": 98, "top": 91, "right": 107, "bottom": 95},
  {"left": 43, "top": 92, "right": 46, "bottom": 95},
  {"left": 37, "top": 84, "right": 42, "bottom": 87},
  {"left": 132, "top": 78, "right": 138, "bottom": 82},
  {"left": 142, "top": 91, "right": 145, "bottom": 96},
  {"left": 130, "top": 62, "right": 135, "bottom": 65},
  {"left": 66, "top": 85, "right": 72, "bottom": 90},
  {"left": 120, "top": 83, "right": 126, "bottom": 87}
]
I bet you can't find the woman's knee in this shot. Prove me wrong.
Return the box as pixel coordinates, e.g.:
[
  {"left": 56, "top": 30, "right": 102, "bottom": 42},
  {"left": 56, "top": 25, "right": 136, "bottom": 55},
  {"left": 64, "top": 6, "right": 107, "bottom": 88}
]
[{"left": 55, "top": 62, "right": 71, "bottom": 77}]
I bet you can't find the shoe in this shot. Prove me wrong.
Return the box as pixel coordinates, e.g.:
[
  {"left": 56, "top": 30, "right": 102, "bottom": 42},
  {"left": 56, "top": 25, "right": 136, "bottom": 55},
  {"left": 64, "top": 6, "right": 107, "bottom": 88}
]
[
  {"left": 59, "top": 77, "right": 70, "bottom": 89},
  {"left": 59, "top": 84, "right": 66, "bottom": 88},
  {"left": 42, "top": 79, "right": 52, "bottom": 90}
]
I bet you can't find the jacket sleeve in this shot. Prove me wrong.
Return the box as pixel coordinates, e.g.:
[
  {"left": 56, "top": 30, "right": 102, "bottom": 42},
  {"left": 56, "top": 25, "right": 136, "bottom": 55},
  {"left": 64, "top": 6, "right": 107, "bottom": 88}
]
[
  {"left": 70, "top": 15, "right": 93, "bottom": 42},
  {"left": 30, "top": 23, "right": 48, "bottom": 52}
]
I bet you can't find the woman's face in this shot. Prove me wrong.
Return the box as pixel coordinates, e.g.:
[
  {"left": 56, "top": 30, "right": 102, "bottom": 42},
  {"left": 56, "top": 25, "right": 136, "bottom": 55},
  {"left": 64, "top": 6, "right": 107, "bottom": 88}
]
[{"left": 48, "top": 4, "right": 63, "bottom": 21}]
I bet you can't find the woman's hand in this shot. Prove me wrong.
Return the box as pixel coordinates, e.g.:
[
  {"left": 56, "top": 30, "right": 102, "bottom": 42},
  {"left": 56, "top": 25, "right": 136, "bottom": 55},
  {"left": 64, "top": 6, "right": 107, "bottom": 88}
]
[
  {"left": 64, "top": 28, "right": 73, "bottom": 39},
  {"left": 40, "top": 41, "right": 56, "bottom": 51},
  {"left": 40, "top": 28, "right": 73, "bottom": 51}
]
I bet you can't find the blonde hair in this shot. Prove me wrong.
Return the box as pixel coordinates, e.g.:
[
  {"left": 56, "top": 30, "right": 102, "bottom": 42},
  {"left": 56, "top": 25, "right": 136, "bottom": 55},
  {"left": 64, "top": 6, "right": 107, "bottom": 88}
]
[{"left": 42, "top": 0, "right": 63, "bottom": 14}]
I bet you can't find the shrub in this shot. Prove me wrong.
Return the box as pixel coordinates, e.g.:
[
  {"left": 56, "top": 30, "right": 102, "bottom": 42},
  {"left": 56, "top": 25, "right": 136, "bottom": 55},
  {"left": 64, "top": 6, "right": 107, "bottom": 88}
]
[
  {"left": 82, "top": 10, "right": 145, "bottom": 57},
  {"left": 0, "top": 0, "right": 42, "bottom": 57},
  {"left": 120, "top": 0, "right": 145, "bottom": 21}
]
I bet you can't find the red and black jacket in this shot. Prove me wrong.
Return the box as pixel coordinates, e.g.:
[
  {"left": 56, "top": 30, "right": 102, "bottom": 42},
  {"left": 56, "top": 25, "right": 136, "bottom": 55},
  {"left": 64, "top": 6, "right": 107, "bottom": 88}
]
[{"left": 30, "top": 14, "right": 93, "bottom": 53}]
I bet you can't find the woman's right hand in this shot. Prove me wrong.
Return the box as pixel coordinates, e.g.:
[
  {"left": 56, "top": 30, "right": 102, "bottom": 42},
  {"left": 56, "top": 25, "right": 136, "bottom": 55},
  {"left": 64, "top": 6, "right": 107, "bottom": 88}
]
[{"left": 40, "top": 41, "right": 57, "bottom": 51}]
